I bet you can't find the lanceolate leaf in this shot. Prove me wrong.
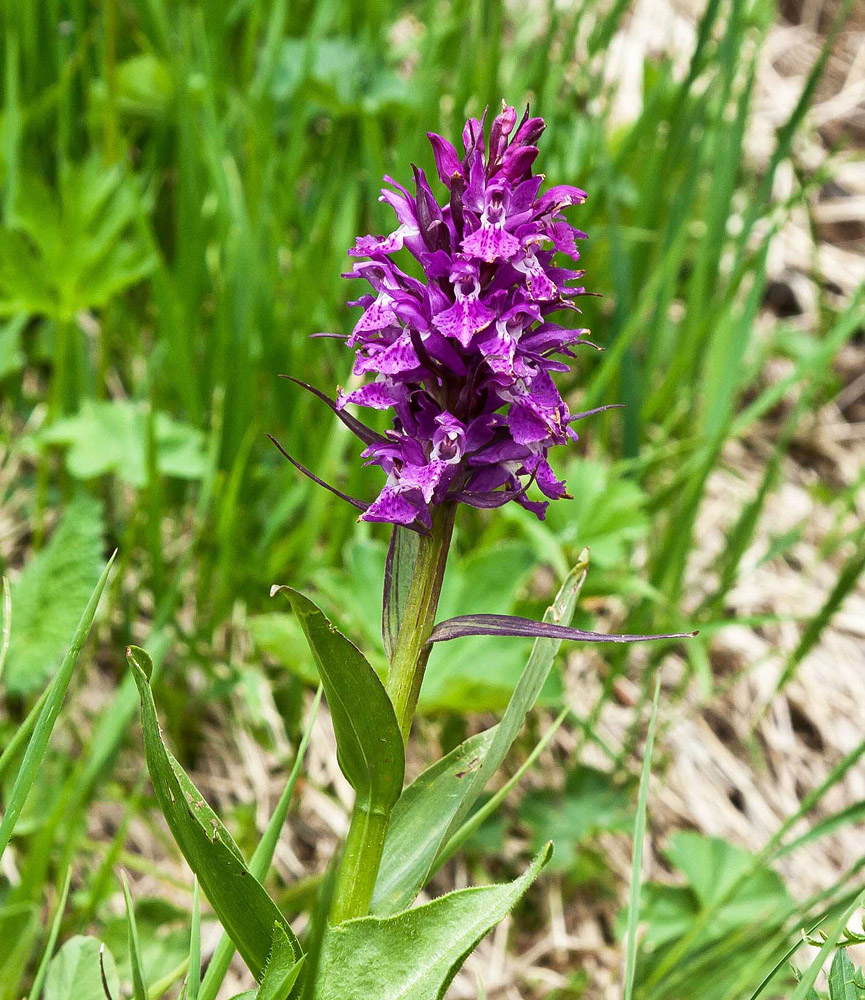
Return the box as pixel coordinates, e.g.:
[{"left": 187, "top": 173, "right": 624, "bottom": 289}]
[
  {"left": 316, "top": 845, "right": 552, "bottom": 1000},
  {"left": 372, "top": 729, "right": 496, "bottom": 914},
  {"left": 372, "top": 556, "right": 587, "bottom": 914},
  {"left": 428, "top": 614, "right": 696, "bottom": 644},
  {"left": 382, "top": 527, "right": 419, "bottom": 662},
  {"left": 257, "top": 926, "right": 305, "bottom": 1000},
  {"left": 272, "top": 588, "right": 404, "bottom": 812},
  {"left": 827, "top": 950, "right": 858, "bottom": 1000},
  {"left": 126, "top": 646, "right": 300, "bottom": 979}
]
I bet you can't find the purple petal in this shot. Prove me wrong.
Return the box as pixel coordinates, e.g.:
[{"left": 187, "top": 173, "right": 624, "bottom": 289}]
[
  {"left": 361, "top": 486, "right": 431, "bottom": 529},
  {"left": 427, "top": 132, "right": 463, "bottom": 186},
  {"left": 338, "top": 381, "right": 400, "bottom": 411},
  {"left": 433, "top": 297, "right": 495, "bottom": 347},
  {"left": 461, "top": 224, "right": 521, "bottom": 263},
  {"left": 538, "top": 185, "right": 588, "bottom": 214},
  {"left": 427, "top": 614, "right": 698, "bottom": 644}
]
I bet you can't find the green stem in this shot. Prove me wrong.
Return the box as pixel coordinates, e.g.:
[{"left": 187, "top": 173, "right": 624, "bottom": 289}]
[
  {"left": 329, "top": 504, "right": 455, "bottom": 924},
  {"left": 329, "top": 805, "right": 390, "bottom": 925},
  {"left": 386, "top": 503, "right": 456, "bottom": 741}
]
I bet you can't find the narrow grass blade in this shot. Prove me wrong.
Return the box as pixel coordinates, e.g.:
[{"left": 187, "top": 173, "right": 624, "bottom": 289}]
[
  {"left": 623, "top": 677, "right": 661, "bottom": 1000},
  {"left": 0, "top": 552, "right": 115, "bottom": 858},
  {"left": 187, "top": 878, "right": 201, "bottom": 1000},
  {"left": 777, "top": 528, "right": 865, "bottom": 692},
  {"left": 26, "top": 868, "right": 72, "bottom": 1000},
  {"left": 121, "top": 872, "right": 148, "bottom": 1000},
  {"left": 788, "top": 891, "right": 865, "bottom": 1000},
  {"left": 0, "top": 575, "right": 10, "bottom": 687}
]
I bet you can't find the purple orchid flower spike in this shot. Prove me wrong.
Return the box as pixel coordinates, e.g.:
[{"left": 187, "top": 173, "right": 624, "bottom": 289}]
[{"left": 329, "top": 100, "right": 595, "bottom": 530}]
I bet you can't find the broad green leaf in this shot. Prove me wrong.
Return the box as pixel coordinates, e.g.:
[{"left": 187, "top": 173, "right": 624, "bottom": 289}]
[
  {"left": 0, "top": 553, "right": 114, "bottom": 857},
  {"left": 635, "top": 832, "right": 791, "bottom": 952},
  {"left": 0, "top": 158, "right": 154, "bottom": 321},
  {"left": 522, "top": 765, "right": 634, "bottom": 871},
  {"left": 198, "top": 690, "right": 321, "bottom": 1000},
  {"left": 4, "top": 494, "right": 104, "bottom": 694},
  {"left": 40, "top": 400, "right": 207, "bottom": 487},
  {"left": 43, "top": 936, "right": 119, "bottom": 1000},
  {"left": 316, "top": 845, "right": 552, "bottom": 1000},
  {"left": 257, "top": 925, "right": 304, "bottom": 1000},
  {"left": 372, "top": 558, "right": 586, "bottom": 914},
  {"left": 372, "top": 729, "right": 496, "bottom": 914},
  {"left": 272, "top": 588, "right": 404, "bottom": 812},
  {"left": 126, "top": 646, "right": 300, "bottom": 979},
  {"left": 828, "top": 950, "right": 858, "bottom": 1000}
]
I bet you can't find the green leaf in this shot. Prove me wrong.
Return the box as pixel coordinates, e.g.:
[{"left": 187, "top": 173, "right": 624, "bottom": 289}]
[
  {"left": 27, "top": 869, "right": 73, "bottom": 1000},
  {"left": 256, "top": 925, "right": 304, "bottom": 1000},
  {"left": 828, "top": 950, "right": 858, "bottom": 1000},
  {"left": 315, "top": 845, "right": 552, "bottom": 1000},
  {"left": 188, "top": 879, "right": 201, "bottom": 1000},
  {"left": 522, "top": 765, "right": 634, "bottom": 872},
  {"left": 623, "top": 680, "right": 661, "bottom": 1000},
  {"left": 4, "top": 494, "right": 104, "bottom": 694},
  {"left": 43, "top": 937, "right": 119, "bottom": 1000},
  {"left": 40, "top": 400, "right": 207, "bottom": 487},
  {"left": 0, "top": 158, "right": 154, "bottom": 321},
  {"left": 0, "top": 552, "right": 114, "bottom": 857},
  {"left": 126, "top": 645, "right": 300, "bottom": 979},
  {"left": 198, "top": 690, "right": 321, "bottom": 1000},
  {"left": 635, "top": 832, "right": 791, "bottom": 951},
  {"left": 372, "top": 558, "right": 587, "bottom": 914},
  {"left": 371, "top": 729, "right": 496, "bottom": 914},
  {"left": 272, "top": 588, "right": 404, "bottom": 811},
  {"left": 121, "top": 873, "right": 148, "bottom": 1000},
  {"left": 0, "top": 315, "right": 26, "bottom": 379}
]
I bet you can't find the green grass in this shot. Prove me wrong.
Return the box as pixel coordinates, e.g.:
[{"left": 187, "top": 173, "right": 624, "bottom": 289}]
[{"left": 0, "top": 0, "right": 863, "bottom": 997}]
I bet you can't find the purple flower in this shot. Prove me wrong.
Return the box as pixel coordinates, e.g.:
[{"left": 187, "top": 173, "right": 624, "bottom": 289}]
[{"left": 283, "top": 103, "right": 605, "bottom": 532}]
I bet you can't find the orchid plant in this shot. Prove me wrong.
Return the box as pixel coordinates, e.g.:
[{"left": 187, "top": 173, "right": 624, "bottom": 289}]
[{"left": 128, "top": 103, "right": 692, "bottom": 999}]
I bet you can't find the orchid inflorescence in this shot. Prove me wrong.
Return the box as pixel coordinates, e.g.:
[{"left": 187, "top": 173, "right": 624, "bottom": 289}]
[
  {"left": 337, "top": 102, "right": 605, "bottom": 530},
  {"left": 277, "top": 102, "right": 616, "bottom": 534}
]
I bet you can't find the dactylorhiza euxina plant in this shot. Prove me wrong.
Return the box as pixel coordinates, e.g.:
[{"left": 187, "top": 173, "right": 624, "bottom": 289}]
[{"left": 129, "top": 104, "right": 693, "bottom": 1000}]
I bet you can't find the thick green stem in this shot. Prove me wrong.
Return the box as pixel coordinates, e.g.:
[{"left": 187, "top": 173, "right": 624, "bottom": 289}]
[
  {"left": 386, "top": 503, "right": 456, "bottom": 741},
  {"left": 329, "top": 805, "right": 390, "bottom": 925}
]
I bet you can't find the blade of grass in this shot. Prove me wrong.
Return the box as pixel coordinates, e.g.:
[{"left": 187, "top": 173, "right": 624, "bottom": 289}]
[
  {"left": 0, "top": 552, "right": 115, "bottom": 858},
  {"left": 121, "top": 872, "right": 148, "bottom": 1000},
  {"left": 188, "top": 878, "right": 201, "bottom": 1000},
  {"left": 623, "top": 676, "right": 661, "bottom": 1000},
  {"left": 26, "top": 868, "right": 72, "bottom": 1000}
]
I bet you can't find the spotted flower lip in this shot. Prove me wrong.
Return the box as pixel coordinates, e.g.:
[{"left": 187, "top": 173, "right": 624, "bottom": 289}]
[{"left": 287, "top": 102, "right": 598, "bottom": 531}]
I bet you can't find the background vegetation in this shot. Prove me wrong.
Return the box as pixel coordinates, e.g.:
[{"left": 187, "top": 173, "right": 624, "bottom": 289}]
[{"left": 0, "top": 0, "right": 863, "bottom": 997}]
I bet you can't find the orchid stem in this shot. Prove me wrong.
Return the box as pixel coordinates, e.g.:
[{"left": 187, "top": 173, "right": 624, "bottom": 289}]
[
  {"left": 329, "top": 504, "right": 454, "bottom": 924},
  {"left": 386, "top": 504, "right": 456, "bottom": 741}
]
